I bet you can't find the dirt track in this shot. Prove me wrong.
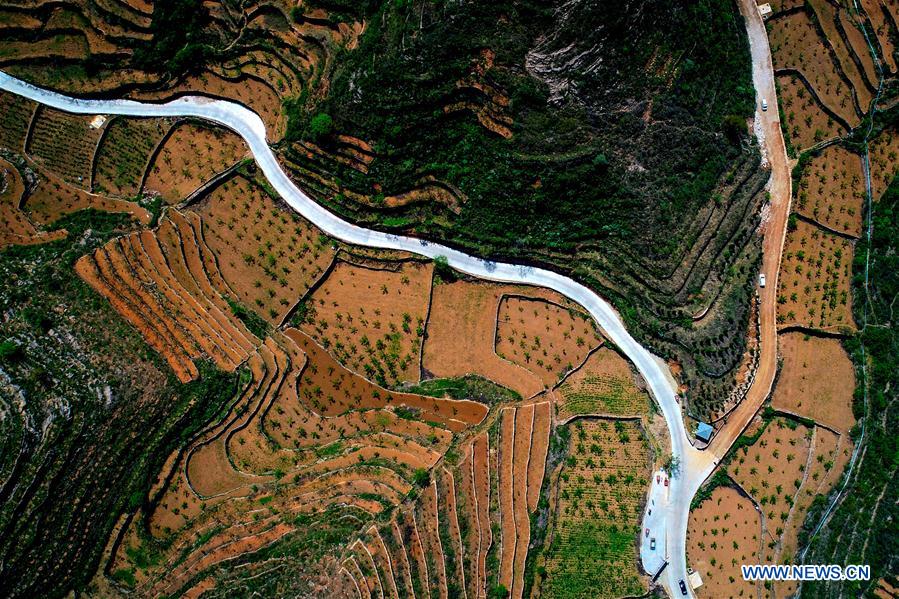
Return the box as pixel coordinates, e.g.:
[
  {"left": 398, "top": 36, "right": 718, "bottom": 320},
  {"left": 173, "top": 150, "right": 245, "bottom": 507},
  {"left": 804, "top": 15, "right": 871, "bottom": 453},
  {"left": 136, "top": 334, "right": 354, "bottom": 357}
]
[{"left": 709, "top": 0, "right": 793, "bottom": 459}]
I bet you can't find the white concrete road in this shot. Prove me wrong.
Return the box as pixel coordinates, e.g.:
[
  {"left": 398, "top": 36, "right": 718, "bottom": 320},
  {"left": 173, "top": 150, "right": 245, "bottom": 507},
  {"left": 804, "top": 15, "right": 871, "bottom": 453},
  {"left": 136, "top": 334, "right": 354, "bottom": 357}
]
[{"left": 640, "top": 470, "right": 670, "bottom": 577}]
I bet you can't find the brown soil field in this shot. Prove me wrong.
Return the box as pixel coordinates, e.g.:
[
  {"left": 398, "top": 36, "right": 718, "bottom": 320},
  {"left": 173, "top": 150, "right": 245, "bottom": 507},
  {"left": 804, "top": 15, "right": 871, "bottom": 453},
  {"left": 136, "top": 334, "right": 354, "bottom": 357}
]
[
  {"left": 771, "top": 332, "right": 856, "bottom": 435},
  {"left": 874, "top": 577, "right": 899, "bottom": 598},
  {"left": 75, "top": 250, "right": 198, "bottom": 382},
  {"left": 93, "top": 116, "right": 171, "bottom": 197},
  {"left": 495, "top": 295, "right": 602, "bottom": 386},
  {"left": 868, "top": 126, "right": 899, "bottom": 201},
  {"left": 23, "top": 163, "right": 151, "bottom": 226},
  {"left": 27, "top": 107, "right": 104, "bottom": 189},
  {"left": 773, "top": 426, "right": 852, "bottom": 597},
  {"left": 471, "top": 433, "right": 491, "bottom": 598},
  {"left": 387, "top": 519, "right": 416, "bottom": 597},
  {"left": 795, "top": 145, "right": 865, "bottom": 237},
  {"left": 285, "top": 328, "right": 487, "bottom": 430},
  {"left": 527, "top": 401, "right": 552, "bottom": 512},
  {"left": 346, "top": 543, "right": 380, "bottom": 598},
  {"left": 143, "top": 122, "right": 247, "bottom": 203},
  {"left": 777, "top": 218, "right": 855, "bottom": 332},
  {"left": 0, "top": 91, "right": 36, "bottom": 151},
  {"left": 710, "top": 415, "right": 855, "bottom": 599},
  {"left": 189, "top": 174, "right": 336, "bottom": 323},
  {"left": 840, "top": 9, "right": 879, "bottom": 85},
  {"left": 402, "top": 509, "right": 430, "bottom": 597},
  {"left": 75, "top": 209, "right": 259, "bottom": 382},
  {"left": 537, "top": 419, "right": 650, "bottom": 598},
  {"left": 732, "top": 418, "right": 811, "bottom": 531},
  {"left": 454, "top": 443, "right": 480, "bottom": 598},
  {"left": 439, "top": 469, "right": 467, "bottom": 597},
  {"left": 777, "top": 73, "right": 847, "bottom": 151},
  {"left": 224, "top": 328, "right": 467, "bottom": 479},
  {"left": 511, "top": 404, "right": 534, "bottom": 599},
  {"left": 688, "top": 486, "right": 761, "bottom": 599},
  {"left": 498, "top": 407, "right": 517, "bottom": 593},
  {"left": 300, "top": 257, "right": 432, "bottom": 386},
  {"left": 335, "top": 400, "right": 551, "bottom": 599},
  {"left": 0, "top": 158, "right": 66, "bottom": 249},
  {"left": 555, "top": 347, "right": 650, "bottom": 421},
  {"left": 422, "top": 280, "right": 548, "bottom": 398},
  {"left": 365, "top": 526, "right": 399, "bottom": 599},
  {"left": 808, "top": 0, "right": 874, "bottom": 109},
  {"left": 768, "top": 11, "right": 861, "bottom": 127},
  {"left": 418, "top": 482, "right": 449, "bottom": 597}
]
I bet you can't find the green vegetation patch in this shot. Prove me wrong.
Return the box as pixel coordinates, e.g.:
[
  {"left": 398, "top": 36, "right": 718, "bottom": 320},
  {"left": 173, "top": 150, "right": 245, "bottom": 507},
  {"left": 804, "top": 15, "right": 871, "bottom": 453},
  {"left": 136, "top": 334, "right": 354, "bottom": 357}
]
[{"left": 405, "top": 375, "right": 520, "bottom": 405}]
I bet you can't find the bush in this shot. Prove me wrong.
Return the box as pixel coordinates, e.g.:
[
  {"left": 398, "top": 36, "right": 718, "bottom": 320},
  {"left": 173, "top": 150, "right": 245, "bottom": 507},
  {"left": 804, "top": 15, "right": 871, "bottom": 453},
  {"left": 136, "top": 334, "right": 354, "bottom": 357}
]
[
  {"left": 412, "top": 467, "right": 430, "bottom": 487},
  {"left": 433, "top": 255, "right": 456, "bottom": 282},
  {"left": 0, "top": 340, "right": 23, "bottom": 362},
  {"left": 308, "top": 113, "right": 334, "bottom": 142}
]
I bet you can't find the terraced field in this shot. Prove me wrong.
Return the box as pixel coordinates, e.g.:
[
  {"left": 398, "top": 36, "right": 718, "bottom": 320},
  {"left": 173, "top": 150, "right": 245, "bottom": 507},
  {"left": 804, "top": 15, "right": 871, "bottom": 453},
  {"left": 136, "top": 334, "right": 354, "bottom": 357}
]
[{"left": 533, "top": 419, "right": 651, "bottom": 598}]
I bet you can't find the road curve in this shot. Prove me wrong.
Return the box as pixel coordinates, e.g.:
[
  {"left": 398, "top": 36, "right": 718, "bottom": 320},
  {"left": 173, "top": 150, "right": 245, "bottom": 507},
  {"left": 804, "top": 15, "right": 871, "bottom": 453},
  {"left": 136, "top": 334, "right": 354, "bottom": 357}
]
[{"left": 0, "top": 71, "right": 698, "bottom": 594}]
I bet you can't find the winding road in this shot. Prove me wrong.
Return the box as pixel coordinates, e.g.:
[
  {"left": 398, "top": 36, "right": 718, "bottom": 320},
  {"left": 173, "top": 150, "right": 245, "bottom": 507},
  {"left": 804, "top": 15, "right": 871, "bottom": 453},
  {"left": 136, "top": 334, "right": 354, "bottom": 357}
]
[{"left": 0, "top": 2, "right": 790, "bottom": 589}]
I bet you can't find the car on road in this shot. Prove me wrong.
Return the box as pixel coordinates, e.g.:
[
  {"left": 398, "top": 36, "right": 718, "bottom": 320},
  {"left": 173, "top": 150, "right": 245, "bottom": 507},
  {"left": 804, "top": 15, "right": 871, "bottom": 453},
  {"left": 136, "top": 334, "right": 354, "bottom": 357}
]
[
  {"left": 664, "top": 478, "right": 669, "bottom": 487},
  {"left": 679, "top": 579, "right": 688, "bottom": 595},
  {"left": 761, "top": 98, "right": 768, "bottom": 111},
  {"left": 650, "top": 538, "right": 656, "bottom": 551},
  {"left": 645, "top": 528, "right": 650, "bottom": 537},
  {"left": 759, "top": 273, "right": 766, "bottom": 287}
]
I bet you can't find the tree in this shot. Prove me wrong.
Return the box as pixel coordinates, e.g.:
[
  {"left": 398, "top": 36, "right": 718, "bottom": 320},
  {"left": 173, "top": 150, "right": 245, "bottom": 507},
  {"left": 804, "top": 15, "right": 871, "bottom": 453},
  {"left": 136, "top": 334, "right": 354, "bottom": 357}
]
[
  {"left": 433, "top": 255, "right": 456, "bottom": 282},
  {"left": 663, "top": 454, "right": 681, "bottom": 478},
  {"left": 488, "top": 584, "right": 508, "bottom": 599},
  {"left": 308, "top": 113, "right": 334, "bottom": 141},
  {"left": 413, "top": 468, "right": 430, "bottom": 487},
  {"left": 0, "top": 340, "right": 23, "bottom": 362}
]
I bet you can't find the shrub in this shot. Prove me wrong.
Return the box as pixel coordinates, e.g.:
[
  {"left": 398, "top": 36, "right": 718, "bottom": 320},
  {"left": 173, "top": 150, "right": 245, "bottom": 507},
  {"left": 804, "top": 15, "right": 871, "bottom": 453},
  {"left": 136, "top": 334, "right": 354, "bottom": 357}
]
[{"left": 308, "top": 113, "right": 334, "bottom": 142}]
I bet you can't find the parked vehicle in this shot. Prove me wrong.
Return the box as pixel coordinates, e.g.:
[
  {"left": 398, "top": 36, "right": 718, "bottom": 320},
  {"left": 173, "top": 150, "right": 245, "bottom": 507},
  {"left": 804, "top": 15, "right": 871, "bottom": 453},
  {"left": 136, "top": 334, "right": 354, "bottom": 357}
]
[
  {"left": 650, "top": 538, "right": 656, "bottom": 551},
  {"left": 680, "top": 580, "right": 689, "bottom": 595},
  {"left": 759, "top": 273, "right": 767, "bottom": 287},
  {"left": 761, "top": 99, "right": 768, "bottom": 111}
]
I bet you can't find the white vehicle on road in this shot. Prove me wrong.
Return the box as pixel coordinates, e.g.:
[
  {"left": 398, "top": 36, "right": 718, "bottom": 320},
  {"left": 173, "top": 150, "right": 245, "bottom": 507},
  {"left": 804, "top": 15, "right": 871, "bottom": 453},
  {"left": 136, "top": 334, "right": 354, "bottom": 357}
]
[
  {"left": 761, "top": 98, "right": 768, "bottom": 111},
  {"left": 759, "top": 273, "right": 767, "bottom": 287}
]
